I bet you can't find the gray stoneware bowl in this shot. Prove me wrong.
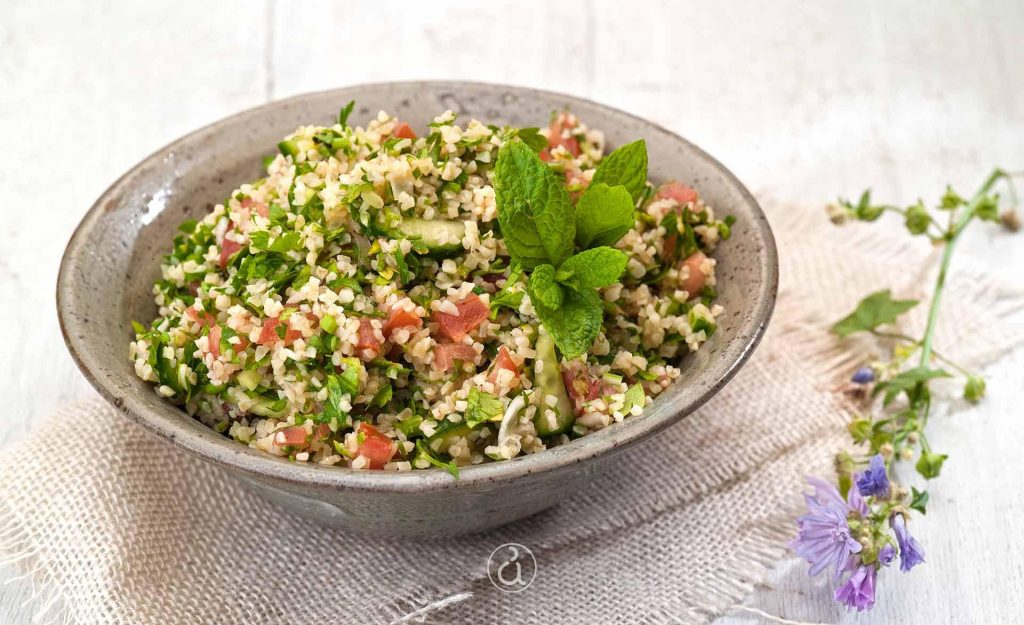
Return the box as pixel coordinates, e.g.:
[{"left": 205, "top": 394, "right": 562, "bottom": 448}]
[{"left": 58, "top": 82, "right": 778, "bottom": 537}]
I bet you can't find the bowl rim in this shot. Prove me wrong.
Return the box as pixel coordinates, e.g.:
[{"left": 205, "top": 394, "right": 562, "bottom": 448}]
[{"left": 58, "top": 80, "right": 778, "bottom": 493}]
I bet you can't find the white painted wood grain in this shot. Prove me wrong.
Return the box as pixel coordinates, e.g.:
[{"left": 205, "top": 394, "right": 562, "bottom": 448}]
[{"left": 1, "top": 0, "right": 1022, "bottom": 623}]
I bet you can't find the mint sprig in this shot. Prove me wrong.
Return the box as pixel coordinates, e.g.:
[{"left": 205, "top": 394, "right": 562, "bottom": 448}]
[{"left": 495, "top": 137, "right": 646, "bottom": 359}]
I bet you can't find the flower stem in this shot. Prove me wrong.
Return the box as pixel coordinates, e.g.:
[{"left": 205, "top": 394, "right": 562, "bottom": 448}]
[
  {"left": 918, "top": 169, "right": 1005, "bottom": 367},
  {"left": 869, "top": 330, "right": 973, "bottom": 376}
]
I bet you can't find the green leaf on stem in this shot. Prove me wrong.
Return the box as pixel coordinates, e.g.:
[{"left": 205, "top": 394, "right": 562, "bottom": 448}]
[
  {"left": 832, "top": 290, "right": 919, "bottom": 338},
  {"left": 874, "top": 366, "right": 951, "bottom": 407},
  {"left": 909, "top": 486, "right": 930, "bottom": 514}
]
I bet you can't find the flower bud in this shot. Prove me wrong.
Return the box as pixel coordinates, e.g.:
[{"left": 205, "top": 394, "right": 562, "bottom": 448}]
[
  {"left": 880, "top": 443, "right": 894, "bottom": 460},
  {"left": 826, "top": 203, "right": 849, "bottom": 225},
  {"left": 851, "top": 367, "right": 875, "bottom": 385},
  {"left": 916, "top": 451, "right": 948, "bottom": 479},
  {"left": 900, "top": 447, "right": 914, "bottom": 461},
  {"left": 1002, "top": 209, "right": 1021, "bottom": 232},
  {"left": 907, "top": 432, "right": 919, "bottom": 444}
]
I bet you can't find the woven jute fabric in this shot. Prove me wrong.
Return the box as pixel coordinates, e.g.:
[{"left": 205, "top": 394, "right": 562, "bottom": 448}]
[{"left": 2, "top": 206, "right": 1022, "bottom": 625}]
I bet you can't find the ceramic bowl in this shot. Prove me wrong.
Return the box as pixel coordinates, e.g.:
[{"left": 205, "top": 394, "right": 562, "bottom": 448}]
[{"left": 58, "top": 82, "right": 777, "bottom": 537}]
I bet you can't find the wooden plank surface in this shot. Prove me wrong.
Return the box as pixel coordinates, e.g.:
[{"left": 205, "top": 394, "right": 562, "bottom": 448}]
[{"left": 1, "top": 1, "right": 1022, "bottom": 623}]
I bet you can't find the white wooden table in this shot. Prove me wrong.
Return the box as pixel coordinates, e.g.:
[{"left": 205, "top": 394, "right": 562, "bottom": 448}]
[{"left": 2, "top": 1, "right": 1022, "bottom": 623}]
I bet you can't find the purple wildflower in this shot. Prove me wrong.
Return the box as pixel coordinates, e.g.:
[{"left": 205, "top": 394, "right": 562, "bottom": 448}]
[
  {"left": 878, "top": 544, "right": 896, "bottom": 566},
  {"left": 855, "top": 454, "right": 890, "bottom": 498},
  {"left": 790, "top": 477, "right": 863, "bottom": 578},
  {"left": 834, "top": 565, "right": 877, "bottom": 612},
  {"left": 892, "top": 514, "right": 925, "bottom": 572},
  {"left": 851, "top": 367, "right": 875, "bottom": 384}
]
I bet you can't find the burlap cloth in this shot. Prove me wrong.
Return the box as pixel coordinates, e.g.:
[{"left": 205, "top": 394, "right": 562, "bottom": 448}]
[{"left": 2, "top": 205, "right": 1022, "bottom": 625}]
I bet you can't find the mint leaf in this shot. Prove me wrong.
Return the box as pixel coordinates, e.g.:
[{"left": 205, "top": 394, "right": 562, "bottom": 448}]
[
  {"left": 832, "top": 290, "right": 919, "bottom": 338},
  {"left": 533, "top": 287, "right": 603, "bottom": 360},
  {"left": 555, "top": 247, "right": 628, "bottom": 291},
  {"left": 591, "top": 139, "right": 648, "bottom": 202},
  {"left": 338, "top": 100, "right": 355, "bottom": 128},
  {"left": 495, "top": 141, "right": 576, "bottom": 267},
  {"left": 515, "top": 127, "right": 548, "bottom": 153},
  {"left": 574, "top": 183, "right": 636, "bottom": 248},
  {"left": 497, "top": 198, "right": 550, "bottom": 269},
  {"left": 464, "top": 388, "right": 504, "bottom": 428},
  {"left": 527, "top": 264, "right": 564, "bottom": 309}
]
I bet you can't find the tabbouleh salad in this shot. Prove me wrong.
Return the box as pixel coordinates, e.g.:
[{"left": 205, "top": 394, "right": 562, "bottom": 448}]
[{"left": 129, "top": 104, "right": 734, "bottom": 475}]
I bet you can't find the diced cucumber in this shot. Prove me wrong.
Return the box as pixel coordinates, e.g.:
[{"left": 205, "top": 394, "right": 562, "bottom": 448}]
[
  {"left": 428, "top": 420, "right": 472, "bottom": 452},
  {"left": 237, "top": 369, "right": 261, "bottom": 391},
  {"left": 248, "top": 395, "right": 289, "bottom": 418},
  {"left": 533, "top": 328, "right": 575, "bottom": 436},
  {"left": 396, "top": 217, "right": 466, "bottom": 255}
]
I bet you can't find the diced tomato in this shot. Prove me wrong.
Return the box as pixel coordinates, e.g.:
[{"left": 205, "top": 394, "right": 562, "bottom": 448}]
[
  {"left": 540, "top": 112, "right": 581, "bottom": 161},
  {"left": 561, "top": 362, "right": 601, "bottom": 415},
  {"left": 274, "top": 425, "right": 308, "bottom": 447},
  {"left": 433, "top": 342, "right": 478, "bottom": 372},
  {"left": 433, "top": 294, "right": 489, "bottom": 341},
  {"left": 284, "top": 324, "right": 302, "bottom": 343},
  {"left": 240, "top": 197, "right": 270, "bottom": 218},
  {"left": 219, "top": 236, "right": 244, "bottom": 269},
  {"left": 256, "top": 318, "right": 284, "bottom": 346},
  {"left": 382, "top": 307, "right": 422, "bottom": 337},
  {"left": 654, "top": 181, "right": 699, "bottom": 206},
  {"left": 208, "top": 325, "right": 222, "bottom": 359},
  {"left": 315, "top": 423, "right": 331, "bottom": 440},
  {"left": 356, "top": 318, "right": 382, "bottom": 353},
  {"left": 486, "top": 346, "right": 520, "bottom": 384},
  {"left": 185, "top": 306, "right": 217, "bottom": 326},
  {"left": 679, "top": 250, "right": 709, "bottom": 299},
  {"left": 255, "top": 314, "right": 313, "bottom": 346},
  {"left": 656, "top": 182, "right": 700, "bottom": 263},
  {"left": 392, "top": 121, "right": 417, "bottom": 140},
  {"left": 356, "top": 422, "right": 396, "bottom": 469}
]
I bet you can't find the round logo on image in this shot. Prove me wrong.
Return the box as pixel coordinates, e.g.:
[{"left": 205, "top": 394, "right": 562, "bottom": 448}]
[{"left": 486, "top": 543, "right": 537, "bottom": 593}]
